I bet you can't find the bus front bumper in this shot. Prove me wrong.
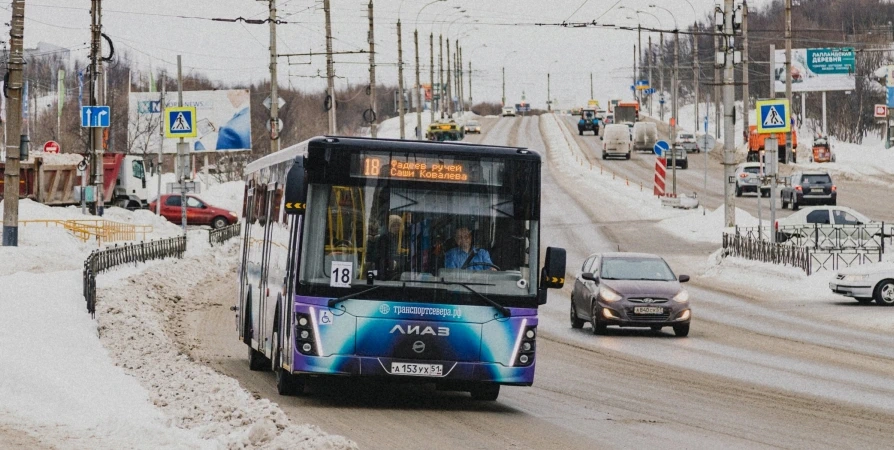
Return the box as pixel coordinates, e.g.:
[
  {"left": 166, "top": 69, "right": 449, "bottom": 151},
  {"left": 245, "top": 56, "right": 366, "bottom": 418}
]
[{"left": 289, "top": 353, "right": 536, "bottom": 385}]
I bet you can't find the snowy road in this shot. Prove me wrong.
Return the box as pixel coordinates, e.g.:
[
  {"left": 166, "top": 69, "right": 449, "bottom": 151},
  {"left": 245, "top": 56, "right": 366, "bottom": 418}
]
[{"left": 175, "top": 115, "right": 894, "bottom": 448}]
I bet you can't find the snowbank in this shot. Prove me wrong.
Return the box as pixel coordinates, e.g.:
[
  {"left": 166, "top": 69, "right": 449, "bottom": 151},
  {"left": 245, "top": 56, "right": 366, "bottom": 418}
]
[
  {"left": 657, "top": 206, "right": 762, "bottom": 244},
  {"left": 201, "top": 180, "right": 245, "bottom": 214},
  {"left": 792, "top": 134, "right": 894, "bottom": 185}
]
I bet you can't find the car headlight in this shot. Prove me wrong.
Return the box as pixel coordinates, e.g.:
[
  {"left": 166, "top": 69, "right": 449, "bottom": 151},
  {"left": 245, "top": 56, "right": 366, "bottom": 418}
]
[
  {"left": 842, "top": 275, "right": 868, "bottom": 282},
  {"left": 599, "top": 285, "right": 622, "bottom": 302},
  {"left": 673, "top": 289, "right": 690, "bottom": 303}
]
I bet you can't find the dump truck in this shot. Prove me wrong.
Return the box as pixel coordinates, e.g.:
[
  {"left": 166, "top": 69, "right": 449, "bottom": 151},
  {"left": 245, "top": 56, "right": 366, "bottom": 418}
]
[
  {"left": 614, "top": 101, "right": 640, "bottom": 124},
  {"left": 746, "top": 125, "right": 798, "bottom": 163},
  {"left": 0, "top": 153, "right": 149, "bottom": 209}
]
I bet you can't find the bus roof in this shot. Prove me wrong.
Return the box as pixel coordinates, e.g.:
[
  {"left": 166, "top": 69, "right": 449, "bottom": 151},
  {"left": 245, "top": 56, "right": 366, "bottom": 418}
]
[{"left": 246, "top": 135, "right": 539, "bottom": 175}]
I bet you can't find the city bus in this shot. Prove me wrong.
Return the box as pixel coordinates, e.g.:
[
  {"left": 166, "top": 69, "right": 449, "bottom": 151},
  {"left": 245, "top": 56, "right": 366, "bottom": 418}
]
[{"left": 237, "top": 136, "right": 565, "bottom": 401}]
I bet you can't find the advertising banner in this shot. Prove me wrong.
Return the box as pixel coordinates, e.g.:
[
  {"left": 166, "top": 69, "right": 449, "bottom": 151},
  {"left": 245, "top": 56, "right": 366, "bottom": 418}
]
[
  {"left": 128, "top": 89, "right": 252, "bottom": 154},
  {"left": 774, "top": 47, "right": 856, "bottom": 92}
]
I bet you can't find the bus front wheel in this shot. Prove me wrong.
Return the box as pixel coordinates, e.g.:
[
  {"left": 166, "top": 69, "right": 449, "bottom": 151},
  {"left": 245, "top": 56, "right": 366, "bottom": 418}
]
[{"left": 470, "top": 383, "right": 500, "bottom": 401}]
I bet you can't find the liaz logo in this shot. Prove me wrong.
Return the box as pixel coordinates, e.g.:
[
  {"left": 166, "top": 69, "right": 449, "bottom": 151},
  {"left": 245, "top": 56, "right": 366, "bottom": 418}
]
[{"left": 390, "top": 324, "right": 450, "bottom": 336}]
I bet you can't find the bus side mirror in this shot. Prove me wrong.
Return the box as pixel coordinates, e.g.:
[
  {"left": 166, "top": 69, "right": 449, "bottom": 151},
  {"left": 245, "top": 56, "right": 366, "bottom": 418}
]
[
  {"left": 540, "top": 246, "right": 566, "bottom": 290},
  {"left": 283, "top": 156, "right": 307, "bottom": 215}
]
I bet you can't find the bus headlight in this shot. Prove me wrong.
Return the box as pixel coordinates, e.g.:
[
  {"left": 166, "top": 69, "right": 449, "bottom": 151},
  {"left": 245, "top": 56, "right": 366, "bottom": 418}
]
[
  {"left": 294, "top": 312, "right": 319, "bottom": 356},
  {"left": 511, "top": 320, "right": 536, "bottom": 367}
]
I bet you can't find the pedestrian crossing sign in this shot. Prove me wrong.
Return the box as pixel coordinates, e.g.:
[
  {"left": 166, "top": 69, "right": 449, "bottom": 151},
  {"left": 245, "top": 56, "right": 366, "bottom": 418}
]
[
  {"left": 755, "top": 99, "right": 791, "bottom": 134},
  {"left": 164, "top": 106, "right": 197, "bottom": 138}
]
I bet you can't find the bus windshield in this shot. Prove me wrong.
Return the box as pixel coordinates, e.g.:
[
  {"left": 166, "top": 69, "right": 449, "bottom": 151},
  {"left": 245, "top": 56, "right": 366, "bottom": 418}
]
[{"left": 299, "top": 182, "right": 539, "bottom": 300}]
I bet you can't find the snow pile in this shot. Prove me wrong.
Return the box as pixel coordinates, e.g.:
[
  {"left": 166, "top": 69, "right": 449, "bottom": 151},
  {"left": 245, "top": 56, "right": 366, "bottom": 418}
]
[
  {"left": 539, "top": 113, "right": 693, "bottom": 222},
  {"left": 702, "top": 248, "right": 839, "bottom": 301},
  {"left": 201, "top": 180, "right": 246, "bottom": 214},
  {"left": 96, "top": 240, "right": 356, "bottom": 449},
  {"left": 657, "top": 206, "right": 762, "bottom": 244},
  {"left": 793, "top": 134, "right": 894, "bottom": 185}
]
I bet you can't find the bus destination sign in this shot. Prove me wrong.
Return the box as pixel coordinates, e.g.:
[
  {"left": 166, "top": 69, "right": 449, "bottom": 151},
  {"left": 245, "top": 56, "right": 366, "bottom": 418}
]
[{"left": 351, "top": 152, "right": 503, "bottom": 186}]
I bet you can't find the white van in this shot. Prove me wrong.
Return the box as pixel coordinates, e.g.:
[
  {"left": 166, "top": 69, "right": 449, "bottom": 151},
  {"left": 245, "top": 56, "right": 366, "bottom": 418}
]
[
  {"left": 501, "top": 106, "right": 516, "bottom": 117},
  {"left": 632, "top": 122, "right": 658, "bottom": 152},
  {"left": 602, "top": 124, "right": 632, "bottom": 160}
]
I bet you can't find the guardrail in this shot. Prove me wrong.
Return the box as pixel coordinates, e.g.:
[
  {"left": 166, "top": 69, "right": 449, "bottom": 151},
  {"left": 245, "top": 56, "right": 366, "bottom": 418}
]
[
  {"left": 209, "top": 222, "right": 241, "bottom": 246},
  {"left": 22, "top": 219, "right": 153, "bottom": 246},
  {"left": 83, "top": 236, "right": 186, "bottom": 316},
  {"left": 722, "top": 231, "right": 812, "bottom": 274}
]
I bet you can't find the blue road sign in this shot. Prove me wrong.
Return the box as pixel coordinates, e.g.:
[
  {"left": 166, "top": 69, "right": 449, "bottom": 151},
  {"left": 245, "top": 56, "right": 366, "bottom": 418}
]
[
  {"left": 704, "top": 115, "right": 709, "bottom": 132},
  {"left": 164, "top": 106, "right": 197, "bottom": 138},
  {"left": 636, "top": 80, "right": 649, "bottom": 86},
  {"left": 80, "top": 106, "right": 110, "bottom": 128},
  {"left": 887, "top": 87, "right": 894, "bottom": 108},
  {"left": 654, "top": 140, "right": 670, "bottom": 156},
  {"left": 644, "top": 88, "right": 655, "bottom": 95},
  {"left": 658, "top": 95, "right": 666, "bottom": 104}
]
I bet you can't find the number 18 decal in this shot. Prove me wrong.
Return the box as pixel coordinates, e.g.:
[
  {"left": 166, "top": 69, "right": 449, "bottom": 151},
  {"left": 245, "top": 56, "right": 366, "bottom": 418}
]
[{"left": 330, "top": 261, "right": 353, "bottom": 288}]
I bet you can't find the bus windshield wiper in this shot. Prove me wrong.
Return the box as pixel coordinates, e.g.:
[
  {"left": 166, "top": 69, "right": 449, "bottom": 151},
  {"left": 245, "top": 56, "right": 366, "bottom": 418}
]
[
  {"left": 408, "top": 279, "right": 510, "bottom": 317},
  {"left": 328, "top": 285, "right": 383, "bottom": 308}
]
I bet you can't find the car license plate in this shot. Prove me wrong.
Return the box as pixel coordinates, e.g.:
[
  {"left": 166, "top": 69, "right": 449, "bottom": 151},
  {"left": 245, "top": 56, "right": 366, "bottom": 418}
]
[
  {"left": 810, "top": 188, "right": 824, "bottom": 194},
  {"left": 391, "top": 362, "right": 443, "bottom": 377},
  {"left": 634, "top": 306, "right": 664, "bottom": 315}
]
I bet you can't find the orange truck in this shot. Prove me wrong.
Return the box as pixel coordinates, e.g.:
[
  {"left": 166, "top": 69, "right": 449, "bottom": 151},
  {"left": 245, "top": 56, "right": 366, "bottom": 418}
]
[
  {"left": 614, "top": 101, "right": 640, "bottom": 124},
  {"left": 747, "top": 125, "right": 798, "bottom": 163}
]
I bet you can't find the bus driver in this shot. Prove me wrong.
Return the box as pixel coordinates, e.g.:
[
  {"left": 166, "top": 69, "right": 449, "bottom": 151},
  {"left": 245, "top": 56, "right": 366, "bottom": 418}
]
[{"left": 444, "top": 226, "right": 497, "bottom": 271}]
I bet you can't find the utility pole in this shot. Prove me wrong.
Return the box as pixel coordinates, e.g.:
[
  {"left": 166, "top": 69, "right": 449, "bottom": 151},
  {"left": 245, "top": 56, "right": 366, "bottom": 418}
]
[
  {"left": 693, "top": 23, "right": 699, "bottom": 139},
  {"left": 397, "top": 20, "right": 405, "bottom": 137},
  {"left": 715, "top": 33, "right": 721, "bottom": 141},
  {"left": 723, "top": 0, "right": 736, "bottom": 227},
  {"left": 324, "top": 0, "right": 337, "bottom": 134},
  {"left": 784, "top": 0, "right": 793, "bottom": 164},
  {"left": 633, "top": 44, "right": 637, "bottom": 103},
  {"left": 648, "top": 36, "right": 653, "bottom": 116},
  {"left": 547, "top": 73, "right": 551, "bottom": 112},
  {"left": 659, "top": 32, "right": 664, "bottom": 122},
  {"left": 414, "top": 29, "right": 422, "bottom": 139},
  {"left": 155, "top": 73, "right": 166, "bottom": 216},
  {"left": 446, "top": 39, "right": 452, "bottom": 116},
  {"left": 501, "top": 67, "right": 505, "bottom": 106},
  {"left": 742, "top": 2, "right": 749, "bottom": 142},
  {"left": 368, "top": 0, "right": 377, "bottom": 137},
  {"left": 672, "top": 30, "right": 679, "bottom": 195},
  {"left": 438, "top": 34, "right": 443, "bottom": 118},
  {"left": 268, "top": 0, "right": 280, "bottom": 153},
  {"left": 458, "top": 44, "right": 464, "bottom": 113},
  {"left": 91, "top": 0, "right": 105, "bottom": 217},
  {"left": 637, "top": 25, "right": 642, "bottom": 103},
  {"left": 177, "top": 56, "right": 187, "bottom": 235},
  {"left": 429, "top": 33, "right": 434, "bottom": 123},
  {"left": 590, "top": 72, "right": 594, "bottom": 99},
  {"left": 2, "top": 0, "right": 25, "bottom": 246},
  {"left": 468, "top": 60, "right": 472, "bottom": 109}
]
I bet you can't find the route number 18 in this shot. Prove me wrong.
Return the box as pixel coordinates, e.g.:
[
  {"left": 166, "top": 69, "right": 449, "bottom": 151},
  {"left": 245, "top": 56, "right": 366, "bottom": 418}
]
[{"left": 330, "top": 261, "right": 353, "bottom": 288}]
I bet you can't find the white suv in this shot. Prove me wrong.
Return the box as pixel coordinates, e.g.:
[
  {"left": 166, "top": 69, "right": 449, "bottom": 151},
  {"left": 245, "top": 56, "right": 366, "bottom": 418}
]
[{"left": 734, "top": 162, "right": 770, "bottom": 197}]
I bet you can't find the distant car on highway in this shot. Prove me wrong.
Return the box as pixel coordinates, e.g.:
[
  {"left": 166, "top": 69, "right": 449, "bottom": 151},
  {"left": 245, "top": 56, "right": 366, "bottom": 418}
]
[
  {"left": 735, "top": 162, "right": 770, "bottom": 197},
  {"left": 578, "top": 108, "right": 600, "bottom": 136},
  {"left": 829, "top": 263, "right": 894, "bottom": 306},
  {"left": 675, "top": 132, "right": 699, "bottom": 153},
  {"left": 570, "top": 252, "right": 692, "bottom": 336},
  {"left": 603, "top": 113, "right": 614, "bottom": 125},
  {"left": 665, "top": 147, "right": 688, "bottom": 169},
  {"left": 602, "top": 124, "right": 632, "bottom": 160},
  {"left": 780, "top": 171, "right": 836, "bottom": 210},
  {"left": 149, "top": 194, "right": 238, "bottom": 229},
  {"left": 501, "top": 106, "right": 516, "bottom": 117},
  {"left": 465, "top": 120, "right": 481, "bottom": 134}
]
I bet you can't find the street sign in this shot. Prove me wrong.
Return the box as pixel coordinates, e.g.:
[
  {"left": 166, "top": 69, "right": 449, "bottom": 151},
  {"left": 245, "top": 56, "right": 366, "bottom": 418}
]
[
  {"left": 80, "top": 106, "right": 110, "bottom": 128},
  {"left": 166, "top": 181, "right": 201, "bottom": 194},
  {"left": 643, "top": 88, "right": 655, "bottom": 95},
  {"left": 263, "top": 96, "right": 286, "bottom": 110},
  {"left": 755, "top": 99, "right": 791, "bottom": 134},
  {"left": 164, "top": 106, "right": 198, "bottom": 138},
  {"left": 653, "top": 140, "right": 670, "bottom": 156},
  {"left": 43, "top": 140, "right": 60, "bottom": 154},
  {"left": 696, "top": 134, "right": 716, "bottom": 153},
  {"left": 635, "top": 80, "right": 650, "bottom": 90},
  {"left": 658, "top": 95, "right": 666, "bottom": 104},
  {"left": 875, "top": 104, "right": 888, "bottom": 118}
]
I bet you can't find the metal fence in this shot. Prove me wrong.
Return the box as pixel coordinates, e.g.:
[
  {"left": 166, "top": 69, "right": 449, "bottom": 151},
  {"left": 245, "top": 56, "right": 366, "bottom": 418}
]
[
  {"left": 722, "top": 232, "right": 812, "bottom": 274},
  {"left": 209, "top": 222, "right": 242, "bottom": 246},
  {"left": 83, "top": 236, "right": 187, "bottom": 316}
]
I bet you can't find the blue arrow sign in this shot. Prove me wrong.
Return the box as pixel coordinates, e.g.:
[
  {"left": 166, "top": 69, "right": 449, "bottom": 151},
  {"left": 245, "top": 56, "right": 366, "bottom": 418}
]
[
  {"left": 654, "top": 140, "right": 670, "bottom": 156},
  {"left": 80, "top": 106, "right": 110, "bottom": 128}
]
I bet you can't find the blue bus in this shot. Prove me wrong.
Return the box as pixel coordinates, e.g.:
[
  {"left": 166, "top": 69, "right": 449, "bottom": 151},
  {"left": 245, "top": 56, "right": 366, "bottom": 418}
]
[{"left": 237, "top": 136, "right": 565, "bottom": 401}]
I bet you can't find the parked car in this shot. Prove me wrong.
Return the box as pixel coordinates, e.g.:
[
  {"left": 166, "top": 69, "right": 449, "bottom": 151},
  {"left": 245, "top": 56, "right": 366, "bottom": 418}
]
[
  {"left": 734, "top": 162, "right": 770, "bottom": 197},
  {"left": 602, "top": 124, "right": 632, "bottom": 160},
  {"left": 148, "top": 194, "right": 238, "bottom": 229},
  {"left": 780, "top": 171, "right": 836, "bottom": 210},
  {"left": 632, "top": 122, "right": 658, "bottom": 152},
  {"left": 774, "top": 205, "right": 892, "bottom": 244},
  {"left": 465, "top": 120, "right": 481, "bottom": 134},
  {"left": 829, "top": 263, "right": 894, "bottom": 306},
  {"left": 570, "top": 252, "right": 691, "bottom": 336},
  {"left": 675, "top": 132, "right": 699, "bottom": 153},
  {"left": 665, "top": 147, "right": 688, "bottom": 169}
]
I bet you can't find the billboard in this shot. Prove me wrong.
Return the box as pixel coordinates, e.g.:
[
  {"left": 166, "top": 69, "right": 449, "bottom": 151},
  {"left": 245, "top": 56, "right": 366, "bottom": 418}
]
[
  {"left": 129, "top": 89, "right": 252, "bottom": 154},
  {"left": 774, "top": 47, "right": 855, "bottom": 92}
]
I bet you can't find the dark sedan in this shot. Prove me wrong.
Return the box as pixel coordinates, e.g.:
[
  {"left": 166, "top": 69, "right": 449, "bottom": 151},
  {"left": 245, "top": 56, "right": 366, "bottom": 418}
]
[{"left": 570, "top": 252, "right": 691, "bottom": 336}]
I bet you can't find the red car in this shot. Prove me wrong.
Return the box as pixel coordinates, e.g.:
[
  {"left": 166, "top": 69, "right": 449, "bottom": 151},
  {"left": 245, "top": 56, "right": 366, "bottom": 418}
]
[{"left": 148, "top": 194, "right": 238, "bottom": 229}]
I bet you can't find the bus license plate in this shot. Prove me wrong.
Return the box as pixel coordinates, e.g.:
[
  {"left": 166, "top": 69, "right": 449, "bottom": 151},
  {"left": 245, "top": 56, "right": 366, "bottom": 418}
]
[
  {"left": 391, "top": 363, "right": 443, "bottom": 377},
  {"left": 634, "top": 306, "right": 664, "bottom": 315}
]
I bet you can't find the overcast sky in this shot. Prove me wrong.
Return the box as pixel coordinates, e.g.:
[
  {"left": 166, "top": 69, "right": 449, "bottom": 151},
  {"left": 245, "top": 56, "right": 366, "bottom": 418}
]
[{"left": 10, "top": 0, "right": 771, "bottom": 109}]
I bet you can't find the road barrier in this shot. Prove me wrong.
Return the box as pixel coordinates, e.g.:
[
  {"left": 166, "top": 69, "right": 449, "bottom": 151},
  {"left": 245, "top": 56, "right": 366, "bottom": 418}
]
[
  {"left": 21, "top": 219, "right": 152, "bottom": 246},
  {"left": 82, "top": 236, "right": 186, "bottom": 316},
  {"left": 722, "top": 231, "right": 811, "bottom": 274},
  {"left": 209, "top": 222, "right": 241, "bottom": 246}
]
